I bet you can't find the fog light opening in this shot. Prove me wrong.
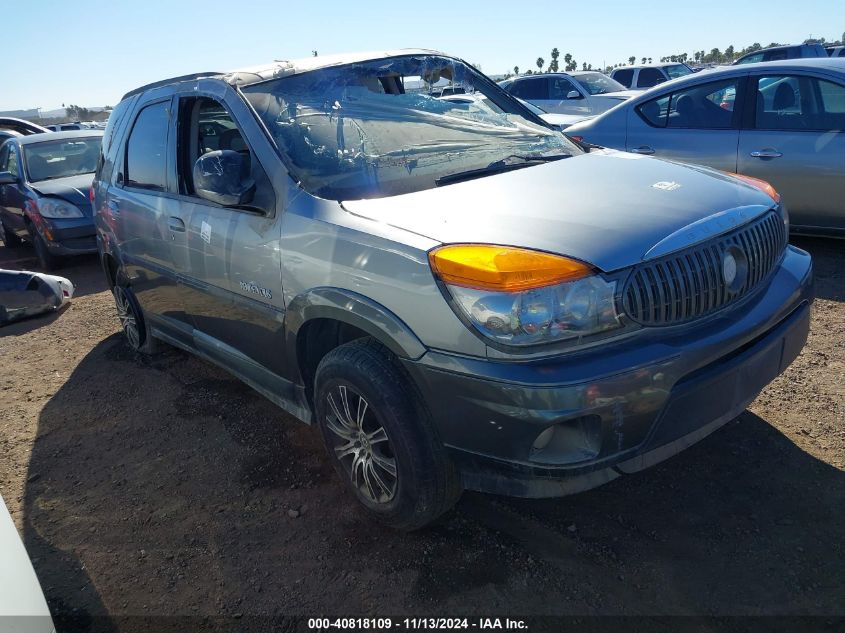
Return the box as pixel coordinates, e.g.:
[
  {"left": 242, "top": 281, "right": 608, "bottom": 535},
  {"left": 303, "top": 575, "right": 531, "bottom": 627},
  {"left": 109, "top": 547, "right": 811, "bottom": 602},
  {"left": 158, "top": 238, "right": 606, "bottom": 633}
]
[{"left": 529, "top": 415, "right": 603, "bottom": 465}]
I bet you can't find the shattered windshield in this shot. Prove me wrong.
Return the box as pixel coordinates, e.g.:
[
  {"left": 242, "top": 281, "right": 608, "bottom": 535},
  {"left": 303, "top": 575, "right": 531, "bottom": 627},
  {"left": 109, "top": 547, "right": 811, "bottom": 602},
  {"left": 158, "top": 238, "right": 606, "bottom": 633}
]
[{"left": 241, "top": 55, "right": 580, "bottom": 200}]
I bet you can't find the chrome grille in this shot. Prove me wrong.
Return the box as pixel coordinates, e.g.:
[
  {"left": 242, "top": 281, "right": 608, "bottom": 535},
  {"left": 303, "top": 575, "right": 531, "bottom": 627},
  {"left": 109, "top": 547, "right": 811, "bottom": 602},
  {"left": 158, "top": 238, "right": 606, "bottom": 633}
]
[{"left": 623, "top": 211, "right": 787, "bottom": 326}]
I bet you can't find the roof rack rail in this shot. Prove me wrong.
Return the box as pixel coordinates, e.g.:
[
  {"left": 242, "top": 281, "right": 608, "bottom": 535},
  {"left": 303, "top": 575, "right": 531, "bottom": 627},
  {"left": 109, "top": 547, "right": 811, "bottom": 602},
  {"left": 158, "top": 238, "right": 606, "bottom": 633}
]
[{"left": 121, "top": 72, "right": 223, "bottom": 100}]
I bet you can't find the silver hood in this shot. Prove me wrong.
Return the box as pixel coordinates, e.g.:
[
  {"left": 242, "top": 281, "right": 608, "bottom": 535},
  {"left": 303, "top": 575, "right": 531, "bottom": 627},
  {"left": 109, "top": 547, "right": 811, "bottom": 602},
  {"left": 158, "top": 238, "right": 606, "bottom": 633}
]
[{"left": 341, "top": 150, "right": 776, "bottom": 272}]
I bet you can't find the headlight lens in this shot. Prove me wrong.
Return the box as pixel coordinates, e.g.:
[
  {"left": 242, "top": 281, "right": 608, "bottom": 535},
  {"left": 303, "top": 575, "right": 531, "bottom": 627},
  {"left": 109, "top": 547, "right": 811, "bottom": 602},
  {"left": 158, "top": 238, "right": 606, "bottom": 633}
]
[
  {"left": 430, "top": 244, "right": 623, "bottom": 347},
  {"left": 36, "top": 198, "right": 84, "bottom": 219}
]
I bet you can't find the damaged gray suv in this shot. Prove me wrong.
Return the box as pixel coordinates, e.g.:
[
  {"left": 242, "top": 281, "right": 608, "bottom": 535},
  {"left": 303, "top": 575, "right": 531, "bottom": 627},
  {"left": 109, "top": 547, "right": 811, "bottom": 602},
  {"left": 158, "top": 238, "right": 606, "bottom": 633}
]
[{"left": 93, "top": 50, "right": 813, "bottom": 529}]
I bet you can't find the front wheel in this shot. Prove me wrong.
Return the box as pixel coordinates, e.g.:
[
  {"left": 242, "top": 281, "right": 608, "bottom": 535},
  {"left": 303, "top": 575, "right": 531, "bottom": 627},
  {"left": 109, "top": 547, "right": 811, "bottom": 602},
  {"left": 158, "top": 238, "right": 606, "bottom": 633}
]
[
  {"left": 315, "top": 339, "right": 461, "bottom": 530},
  {"left": 33, "top": 233, "right": 59, "bottom": 271},
  {"left": 1, "top": 222, "right": 22, "bottom": 247}
]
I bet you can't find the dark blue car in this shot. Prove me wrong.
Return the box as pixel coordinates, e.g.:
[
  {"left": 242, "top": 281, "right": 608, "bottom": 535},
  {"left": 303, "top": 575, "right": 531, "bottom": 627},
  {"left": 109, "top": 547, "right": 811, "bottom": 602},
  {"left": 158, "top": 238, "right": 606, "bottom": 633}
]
[{"left": 0, "top": 130, "right": 103, "bottom": 269}]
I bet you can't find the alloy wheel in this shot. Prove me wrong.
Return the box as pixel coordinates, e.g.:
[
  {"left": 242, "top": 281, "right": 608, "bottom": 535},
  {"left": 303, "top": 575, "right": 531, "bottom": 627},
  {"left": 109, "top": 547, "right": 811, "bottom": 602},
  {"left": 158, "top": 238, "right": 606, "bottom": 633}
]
[
  {"left": 113, "top": 287, "right": 140, "bottom": 349},
  {"left": 325, "top": 384, "right": 398, "bottom": 504}
]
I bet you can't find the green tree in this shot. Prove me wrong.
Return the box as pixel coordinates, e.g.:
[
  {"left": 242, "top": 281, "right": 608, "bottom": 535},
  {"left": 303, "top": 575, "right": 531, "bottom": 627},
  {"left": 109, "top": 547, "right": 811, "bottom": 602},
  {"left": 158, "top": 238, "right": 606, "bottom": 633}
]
[
  {"left": 641, "top": 57, "right": 647, "bottom": 64},
  {"left": 513, "top": 65, "right": 519, "bottom": 75},
  {"left": 536, "top": 57, "right": 544, "bottom": 72},
  {"left": 628, "top": 56, "right": 636, "bottom": 65},
  {"left": 549, "top": 48, "right": 560, "bottom": 72},
  {"left": 725, "top": 45, "right": 735, "bottom": 61}
]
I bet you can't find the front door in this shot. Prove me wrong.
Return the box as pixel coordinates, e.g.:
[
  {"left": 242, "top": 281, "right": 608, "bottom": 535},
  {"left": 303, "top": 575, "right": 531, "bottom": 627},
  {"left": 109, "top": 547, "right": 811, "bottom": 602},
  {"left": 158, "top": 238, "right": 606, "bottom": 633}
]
[
  {"left": 171, "top": 93, "right": 286, "bottom": 376},
  {"left": 0, "top": 143, "right": 28, "bottom": 238}
]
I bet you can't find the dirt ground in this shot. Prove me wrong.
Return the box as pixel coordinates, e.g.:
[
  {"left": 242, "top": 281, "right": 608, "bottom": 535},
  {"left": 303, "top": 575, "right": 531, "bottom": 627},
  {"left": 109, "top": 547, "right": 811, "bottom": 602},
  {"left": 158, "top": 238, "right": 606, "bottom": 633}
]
[{"left": 0, "top": 237, "right": 843, "bottom": 632}]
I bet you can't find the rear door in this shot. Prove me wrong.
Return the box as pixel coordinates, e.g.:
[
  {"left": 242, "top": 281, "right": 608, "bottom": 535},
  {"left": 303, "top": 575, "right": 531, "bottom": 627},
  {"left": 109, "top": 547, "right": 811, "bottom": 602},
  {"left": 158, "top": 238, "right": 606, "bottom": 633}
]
[
  {"left": 171, "top": 90, "right": 286, "bottom": 376},
  {"left": 737, "top": 72, "right": 845, "bottom": 232},
  {"left": 112, "top": 96, "right": 191, "bottom": 341},
  {"left": 626, "top": 75, "right": 745, "bottom": 172},
  {"left": 635, "top": 68, "right": 667, "bottom": 90},
  {"left": 508, "top": 77, "right": 550, "bottom": 110}
]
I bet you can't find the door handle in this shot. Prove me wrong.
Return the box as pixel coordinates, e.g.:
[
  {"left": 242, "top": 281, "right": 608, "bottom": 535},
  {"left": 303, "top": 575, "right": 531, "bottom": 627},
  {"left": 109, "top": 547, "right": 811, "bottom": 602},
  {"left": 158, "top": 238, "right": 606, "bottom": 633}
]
[
  {"left": 106, "top": 200, "right": 120, "bottom": 214},
  {"left": 750, "top": 149, "right": 783, "bottom": 159},
  {"left": 630, "top": 146, "right": 655, "bottom": 155},
  {"left": 168, "top": 216, "right": 186, "bottom": 232}
]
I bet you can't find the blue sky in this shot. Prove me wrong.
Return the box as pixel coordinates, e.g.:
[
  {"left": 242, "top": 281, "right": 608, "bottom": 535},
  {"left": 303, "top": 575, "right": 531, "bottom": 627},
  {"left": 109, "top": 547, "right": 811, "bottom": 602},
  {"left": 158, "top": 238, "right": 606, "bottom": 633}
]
[{"left": 5, "top": 0, "right": 844, "bottom": 111}]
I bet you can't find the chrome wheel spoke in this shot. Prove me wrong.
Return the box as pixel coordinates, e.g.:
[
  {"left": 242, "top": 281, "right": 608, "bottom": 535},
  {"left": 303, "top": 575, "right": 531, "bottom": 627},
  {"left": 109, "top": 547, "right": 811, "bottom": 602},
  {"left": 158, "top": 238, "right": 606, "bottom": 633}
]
[
  {"left": 327, "top": 393, "right": 357, "bottom": 436},
  {"left": 360, "top": 458, "right": 377, "bottom": 500},
  {"left": 333, "top": 439, "right": 357, "bottom": 459},
  {"left": 365, "top": 458, "right": 394, "bottom": 498},
  {"left": 371, "top": 451, "right": 397, "bottom": 478},
  {"left": 367, "top": 426, "right": 389, "bottom": 445},
  {"left": 338, "top": 385, "right": 356, "bottom": 430}
]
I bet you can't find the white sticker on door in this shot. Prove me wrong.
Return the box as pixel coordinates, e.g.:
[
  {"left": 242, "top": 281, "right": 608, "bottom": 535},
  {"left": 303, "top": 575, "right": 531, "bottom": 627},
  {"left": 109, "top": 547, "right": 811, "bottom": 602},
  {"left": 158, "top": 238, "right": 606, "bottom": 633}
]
[{"left": 201, "top": 221, "right": 212, "bottom": 244}]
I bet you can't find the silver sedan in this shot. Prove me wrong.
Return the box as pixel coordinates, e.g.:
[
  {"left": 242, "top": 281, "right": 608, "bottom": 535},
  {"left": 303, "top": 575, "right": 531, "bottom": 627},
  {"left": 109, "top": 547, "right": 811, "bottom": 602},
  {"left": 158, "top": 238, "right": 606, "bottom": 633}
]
[{"left": 566, "top": 58, "right": 845, "bottom": 236}]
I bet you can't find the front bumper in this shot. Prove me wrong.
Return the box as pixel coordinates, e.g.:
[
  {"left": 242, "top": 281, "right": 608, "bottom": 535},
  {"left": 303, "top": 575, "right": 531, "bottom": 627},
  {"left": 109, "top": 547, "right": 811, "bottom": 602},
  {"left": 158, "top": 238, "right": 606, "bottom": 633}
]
[
  {"left": 402, "top": 246, "right": 813, "bottom": 497},
  {"left": 40, "top": 217, "right": 97, "bottom": 255}
]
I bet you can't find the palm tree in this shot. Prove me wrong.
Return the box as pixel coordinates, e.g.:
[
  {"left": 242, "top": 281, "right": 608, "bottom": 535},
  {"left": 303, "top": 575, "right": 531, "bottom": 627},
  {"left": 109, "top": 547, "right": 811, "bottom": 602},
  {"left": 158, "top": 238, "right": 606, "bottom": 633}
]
[
  {"left": 536, "top": 57, "right": 544, "bottom": 72},
  {"left": 628, "top": 56, "right": 636, "bottom": 65},
  {"left": 549, "top": 48, "right": 560, "bottom": 72}
]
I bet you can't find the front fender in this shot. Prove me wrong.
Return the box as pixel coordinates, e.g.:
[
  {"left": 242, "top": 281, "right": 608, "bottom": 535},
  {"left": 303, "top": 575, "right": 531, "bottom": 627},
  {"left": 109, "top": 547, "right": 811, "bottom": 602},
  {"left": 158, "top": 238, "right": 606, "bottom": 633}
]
[{"left": 284, "top": 287, "right": 427, "bottom": 382}]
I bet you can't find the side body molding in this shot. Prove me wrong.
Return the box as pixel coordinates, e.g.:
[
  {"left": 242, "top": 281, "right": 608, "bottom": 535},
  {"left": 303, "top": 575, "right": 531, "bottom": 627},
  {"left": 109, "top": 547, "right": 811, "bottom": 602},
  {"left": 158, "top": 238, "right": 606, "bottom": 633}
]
[{"left": 285, "top": 287, "right": 428, "bottom": 382}]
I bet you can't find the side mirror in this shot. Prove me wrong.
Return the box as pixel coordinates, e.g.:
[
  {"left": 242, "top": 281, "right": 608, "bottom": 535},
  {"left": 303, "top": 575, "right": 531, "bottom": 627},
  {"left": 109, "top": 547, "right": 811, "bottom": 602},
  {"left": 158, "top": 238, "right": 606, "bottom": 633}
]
[
  {"left": 566, "top": 90, "right": 582, "bottom": 100},
  {"left": 193, "top": 150, "right": 255, "bottom": 207},
  {"left": 0, "top": 171, "right": 17, "bottom": 185}
]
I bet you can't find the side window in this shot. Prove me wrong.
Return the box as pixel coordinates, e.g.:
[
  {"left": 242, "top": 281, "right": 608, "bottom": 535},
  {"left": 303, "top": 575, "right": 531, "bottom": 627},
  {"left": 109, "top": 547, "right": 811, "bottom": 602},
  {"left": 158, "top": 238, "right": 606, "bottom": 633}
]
[
  {"left": 638, "top": 78, "right": 738, "bottom": 129},
  {"left": 764, "top": 49, "right": 790, "bottom": 62},
  {"left": 176, "top": 96, "right": 275, "bottom": 211},
  {"left": 510, "top": 78, "right": 548, "bottom": 100},
  {"left": 125, "top": 100, "right": 170, "bottom": 190},
  {"left": 0, "top": 145, "right": 9, "bottom": 172},
  {"left": 755, "top": 75, "right": 845, "bottom": 131},
  {"left": 737, "top": 52, "right": 764, "bottom": 65},
  {"left": 613, "top": 69, "right": 634, "bottom": 88},
  {"left": 8, "top": 147, "right": 18, "bottom": 176},
  {"left": 549, "top": 77, "right": 577, "bottom": 99},
  {"left": 637, "top": 68, "right": 666, "bottom": 89}
]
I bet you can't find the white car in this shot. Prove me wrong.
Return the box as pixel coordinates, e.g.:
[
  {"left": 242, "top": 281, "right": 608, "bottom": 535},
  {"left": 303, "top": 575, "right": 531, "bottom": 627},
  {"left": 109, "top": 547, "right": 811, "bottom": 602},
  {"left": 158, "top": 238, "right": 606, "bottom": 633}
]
[
  {"left": 0, "top": 495, "right": 54, "bottom": 633},
  {"left": 437, "top": 93, "right": 588, "bottom": 131},
  {"left": 499, "top": 72, "right": 637, "bottom": 116}
]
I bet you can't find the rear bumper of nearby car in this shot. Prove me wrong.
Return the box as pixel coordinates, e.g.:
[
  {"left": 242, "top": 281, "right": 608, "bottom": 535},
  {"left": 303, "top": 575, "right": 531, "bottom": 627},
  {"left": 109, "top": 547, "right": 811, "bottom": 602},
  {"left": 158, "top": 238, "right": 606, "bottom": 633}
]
[
  {"left": 39, "top": 217, "right": 97, "bottom": 255},
  {"left": 402, "top": 245, "right": 813, "bottom": 498}
]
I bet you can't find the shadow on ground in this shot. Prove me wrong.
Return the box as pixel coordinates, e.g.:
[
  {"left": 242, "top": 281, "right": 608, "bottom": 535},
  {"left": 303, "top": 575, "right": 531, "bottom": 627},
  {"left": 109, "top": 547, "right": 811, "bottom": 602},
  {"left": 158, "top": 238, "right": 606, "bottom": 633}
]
[{"left": 22, "top": 332, "right": 845, "bottom": 628}]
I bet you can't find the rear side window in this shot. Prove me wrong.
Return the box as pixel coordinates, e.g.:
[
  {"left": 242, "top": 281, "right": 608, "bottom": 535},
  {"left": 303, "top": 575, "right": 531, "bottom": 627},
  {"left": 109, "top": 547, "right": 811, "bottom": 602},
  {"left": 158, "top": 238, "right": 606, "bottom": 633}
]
[
  {"left": 763, "top": 49, "right": 790, "bottom": 62},
  {"left": 637, "top": 68, "right": 666, "bottom": 88},
  {"left": 638, "top": 78, "right": 738, "bottom": 129},
  {"left": 737, "top": 52, "right": 764, "bottom": 65},
  {"left": 613, "top": 68, "right": 634, "bottom": 88},
  {"left": 509, "top": 78, "right": 548, "bottom": 100},
  {"left": 125, "top": 100, "right": 169, "bottom": 190}
]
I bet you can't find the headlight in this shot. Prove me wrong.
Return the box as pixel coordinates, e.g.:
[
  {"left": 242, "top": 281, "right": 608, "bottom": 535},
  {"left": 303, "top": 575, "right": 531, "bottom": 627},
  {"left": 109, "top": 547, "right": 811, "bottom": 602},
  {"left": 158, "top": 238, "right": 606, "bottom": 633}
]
[
  {"left": 36, "top": 198, "right": 84, "bottom": 219},
  {"left": 429, "top": 244, "right": 623, "bottom": 347}
]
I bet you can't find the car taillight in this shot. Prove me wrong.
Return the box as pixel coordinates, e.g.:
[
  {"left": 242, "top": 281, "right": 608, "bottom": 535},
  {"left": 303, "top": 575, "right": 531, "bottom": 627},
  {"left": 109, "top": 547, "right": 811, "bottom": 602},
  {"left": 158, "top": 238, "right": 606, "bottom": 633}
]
[
  {"left": 569, "top": 135, "right": 584, "bottom": 142},
  {"left": 89, "top": 187, "right": 95, "bottom": 203}
]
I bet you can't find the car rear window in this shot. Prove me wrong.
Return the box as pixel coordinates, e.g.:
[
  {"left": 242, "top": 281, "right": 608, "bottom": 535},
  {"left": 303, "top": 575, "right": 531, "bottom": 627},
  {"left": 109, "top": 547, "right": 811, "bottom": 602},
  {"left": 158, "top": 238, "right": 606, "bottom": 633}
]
[{"left": 612, "top": 68, "right": 634, "bottom": 88}]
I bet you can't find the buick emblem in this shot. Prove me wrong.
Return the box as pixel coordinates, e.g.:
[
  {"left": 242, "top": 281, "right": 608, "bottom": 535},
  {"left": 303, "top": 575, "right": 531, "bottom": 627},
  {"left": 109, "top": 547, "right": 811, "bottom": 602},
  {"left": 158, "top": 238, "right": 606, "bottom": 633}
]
[
  {"left": 722, "top": 252, "right": 738, "bottom": 285},
  {"left": 722, "top": 246, "right": 747, "bottom": 293}
]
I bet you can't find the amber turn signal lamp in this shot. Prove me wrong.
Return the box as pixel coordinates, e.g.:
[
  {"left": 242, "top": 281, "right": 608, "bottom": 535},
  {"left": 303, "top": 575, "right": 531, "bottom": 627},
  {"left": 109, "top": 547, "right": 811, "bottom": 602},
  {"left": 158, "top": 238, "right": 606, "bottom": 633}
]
[
  {"left": 429, "top": 244, "right": 593, "bottom": 292},
  {"left": 730, "top": 173, "right": 781, "bottom": 204}
]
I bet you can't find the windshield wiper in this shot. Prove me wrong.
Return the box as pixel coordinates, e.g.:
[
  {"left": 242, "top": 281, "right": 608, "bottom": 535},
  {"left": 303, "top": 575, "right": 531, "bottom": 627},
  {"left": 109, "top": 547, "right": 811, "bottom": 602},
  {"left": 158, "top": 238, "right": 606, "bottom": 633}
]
[{"left": 435, "top": 153, "right": 570, "bottom": 186}]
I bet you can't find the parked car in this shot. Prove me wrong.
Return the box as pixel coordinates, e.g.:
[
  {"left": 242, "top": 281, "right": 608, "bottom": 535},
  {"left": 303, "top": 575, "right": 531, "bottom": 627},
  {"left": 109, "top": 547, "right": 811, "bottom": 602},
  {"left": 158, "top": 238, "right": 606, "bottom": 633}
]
[
  {"left": 438, "top": 93, "right": 588, "bottom": 130},
  {"left": 826, "top": 46, "right": 845, "bottom": 58},
  {"left": 733, "top": 43, "right": 827, "bottom": 65},
  {"left": 0, "top": 493, "right": 54, "bottom": 633},
  {"left": 0, "top": 117, "right": 50, "bottom": 145},
  {"left": 0, "top": 131, "right": 103, "bottom": 269},
  {"left": 611, "top": 63, "right": 693, "bottom": 89},
  {"left": 565, "top": 58, "right": 845, "bottom": 236},
  {"left": 45, "top": 123, "right": 87, "bottom": 132},
  {"left": 94, "top": 49, "right": 812, "bottom": 529},
  {"left": 499, "top": 72, "right": 636, "bottom": 115}
]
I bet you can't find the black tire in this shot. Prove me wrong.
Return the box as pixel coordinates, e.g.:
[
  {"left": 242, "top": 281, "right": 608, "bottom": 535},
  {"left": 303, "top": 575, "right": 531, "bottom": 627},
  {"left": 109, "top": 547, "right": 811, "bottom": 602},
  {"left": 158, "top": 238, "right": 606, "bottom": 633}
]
[
  {"left": 112, "top": 282, "right": 157, "bottom": 354},
  {"left": 32, "top": 232, "right": 60, "bottom": 271},
  {"left": 1, "top": 222, "right": 22, "bottom": 248},
  {"left": 314, "top": 338, "right": 461, "bottom": 530}
]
